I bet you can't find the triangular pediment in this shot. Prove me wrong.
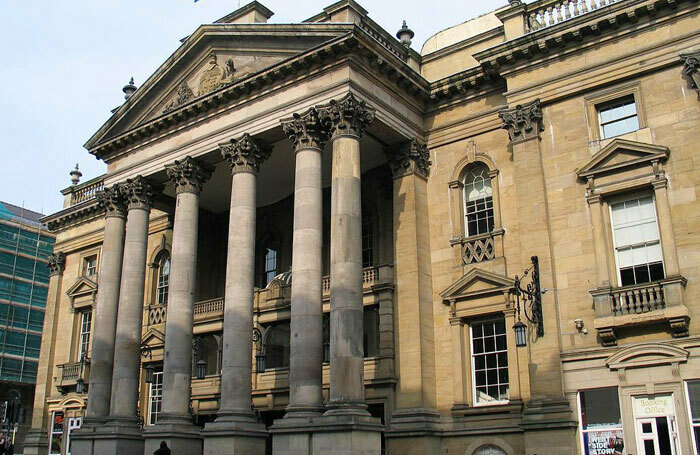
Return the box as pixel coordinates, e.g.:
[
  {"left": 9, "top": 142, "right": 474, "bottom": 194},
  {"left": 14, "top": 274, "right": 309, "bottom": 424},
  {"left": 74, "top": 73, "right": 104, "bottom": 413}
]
[
  {"left": 440, "top": 268, "right": 514, "bottom": 303},
  {"left": 577, "top": 139, "right": 669, "bottom": 180},
  {"left": 66, "top": 277, "right": 98, "bottom": 300},
  {"left": 142, "top": 328, "right": 165, "bottom": 348},
  {"left": 86, "top": 23, "right": 352, "bottom": 150},
  {"left": 606, "top": 342, "right": 688, "bottom": 370}
]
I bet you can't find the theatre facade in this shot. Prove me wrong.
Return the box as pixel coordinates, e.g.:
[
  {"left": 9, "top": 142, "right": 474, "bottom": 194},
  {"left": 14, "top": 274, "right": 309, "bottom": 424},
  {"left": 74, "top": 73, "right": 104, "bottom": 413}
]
[{"left": 22, "top": 0, "right": 700, "bottom": 454}]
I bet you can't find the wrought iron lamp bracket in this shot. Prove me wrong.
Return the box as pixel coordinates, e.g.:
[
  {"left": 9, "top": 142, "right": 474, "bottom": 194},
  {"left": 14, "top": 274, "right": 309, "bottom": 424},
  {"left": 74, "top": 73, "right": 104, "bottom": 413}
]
[{"left": 511, "top": 256, "right": 544, "bottom": 338}]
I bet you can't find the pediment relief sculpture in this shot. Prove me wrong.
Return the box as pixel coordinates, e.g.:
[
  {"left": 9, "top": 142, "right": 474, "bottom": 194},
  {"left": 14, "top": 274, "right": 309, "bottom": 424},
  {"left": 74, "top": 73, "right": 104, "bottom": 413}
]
[{"left": 163, "top": 81, "right": 196, "bottom": 114}]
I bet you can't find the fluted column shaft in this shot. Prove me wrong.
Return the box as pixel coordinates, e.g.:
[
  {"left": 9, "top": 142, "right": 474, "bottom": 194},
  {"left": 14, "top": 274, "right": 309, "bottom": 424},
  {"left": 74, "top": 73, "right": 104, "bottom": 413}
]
[
  {"left": 218, "top": 134, "right": 271, "bottom": 420},
  {"left": 86, "top": 186, "right": 126, "bottom": 422},
  {"left": 109, "top": 177, "right": 155, "bottom": 420},
  {"left": 318, "top": 93, "right": 374, "bottom": 413},
  {"left": 160, "top": 157, "right": 211, "bottom": 423},
  {"left": 282, "top": 108, "right": 327, "bottom": 416}
]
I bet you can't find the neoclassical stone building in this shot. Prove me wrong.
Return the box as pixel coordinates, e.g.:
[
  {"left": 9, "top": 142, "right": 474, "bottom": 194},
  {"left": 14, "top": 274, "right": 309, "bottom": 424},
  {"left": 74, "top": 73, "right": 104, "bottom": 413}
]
[{"left": 23, "top": 0, "right": 700, "bottom": 454}]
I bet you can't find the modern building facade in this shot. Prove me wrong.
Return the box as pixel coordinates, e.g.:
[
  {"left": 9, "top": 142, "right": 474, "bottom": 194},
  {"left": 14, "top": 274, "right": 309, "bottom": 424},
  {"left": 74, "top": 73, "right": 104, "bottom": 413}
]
[
  {"left": 22, "top": 0, "right": 700, "bottom": 454},
  {"left": 0, "top": 201, "right": 55, "bottom": 451}
]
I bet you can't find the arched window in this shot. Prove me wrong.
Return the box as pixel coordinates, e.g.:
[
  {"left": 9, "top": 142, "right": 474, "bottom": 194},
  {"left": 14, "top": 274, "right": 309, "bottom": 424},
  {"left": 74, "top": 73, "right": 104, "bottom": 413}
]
[
  {"left": 193, "top": 334, "right": 221, "bottom": 377},
  {"left": 264, "top": 323, "right": 290, "bottom": 369},
  {"left": 473, "top": 444, "right": 507, "bottom": 455},
  {"left": 156, "top": 254, "right": 170, "bottom": 305},
  {"left": 463, "top": 163, "right": 495, "bottom": 237},
  {"left": 362, "top": 211, "right": 374, "bottom": 268}
]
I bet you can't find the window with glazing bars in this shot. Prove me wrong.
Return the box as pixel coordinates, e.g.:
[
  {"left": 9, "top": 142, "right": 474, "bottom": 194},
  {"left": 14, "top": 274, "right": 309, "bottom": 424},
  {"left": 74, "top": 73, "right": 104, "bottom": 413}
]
[
  {"left": 463, "top": 163, "right": 494, "bottom": 237},
  {"left": 597, "top": 95, "right": 639, "bottom": 139},
  {"left": 148, "top": 369, "right": 163, "bottom": 425},
  {"left": 471, "top": 319, "right": 509, "bottom": 405},
  {"left": 263, "top": 248, "right": 277, "bottom": 286},
  {"left": 362, "top": 214, "right": 373, "bottom": 267},
  {"left": 156, "top": 256, "right": 170, "bottom": 305},
  {"left": 83, "top": 255, "right": 97, "bottom": 276},
  {"left": 79, "top": 310, "right": 92, "bottom": 360}
]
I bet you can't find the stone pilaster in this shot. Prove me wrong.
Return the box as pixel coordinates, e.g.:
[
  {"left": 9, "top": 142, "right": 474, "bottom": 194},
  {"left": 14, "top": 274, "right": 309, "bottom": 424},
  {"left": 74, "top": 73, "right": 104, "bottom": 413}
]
[
  {"left": 23, "top": 253, "right": 65, "bottom": 455},
  {"left": 202, "top": 135, "right": 269, "bottom": 454},
  {"left": 282, "top": 107, "right": 328, "bottom": 417},
  {"left": 681, "top": 51, "right": 700, "bottom": 94},
  {"left": 144, "top": 158, "right": 211, "bottom": 455}
]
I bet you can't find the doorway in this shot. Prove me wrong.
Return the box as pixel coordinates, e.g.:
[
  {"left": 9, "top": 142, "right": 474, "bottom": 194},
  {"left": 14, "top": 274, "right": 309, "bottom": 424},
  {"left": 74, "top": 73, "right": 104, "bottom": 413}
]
[{"left": 633, "top": 395, "right": 677, "bottom": 455}]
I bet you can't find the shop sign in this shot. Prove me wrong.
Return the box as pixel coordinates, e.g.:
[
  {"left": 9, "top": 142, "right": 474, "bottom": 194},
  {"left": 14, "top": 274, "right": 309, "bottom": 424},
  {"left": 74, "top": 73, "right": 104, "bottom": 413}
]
[
  {"left": 634, "top": 395, "right": 674, "bottom": 417},
  {"left": 583, "top": 429, "right": 624, "bottom": 455}
]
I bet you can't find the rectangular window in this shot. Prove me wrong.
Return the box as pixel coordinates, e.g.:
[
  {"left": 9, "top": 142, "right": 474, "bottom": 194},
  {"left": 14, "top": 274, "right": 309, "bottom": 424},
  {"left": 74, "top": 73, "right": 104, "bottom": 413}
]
[
  {"left": 686, "top": 380, "right": 700, "bottom": 454},
  {"left": 578, "top": 387, "right": 624, "bottom": 455},
  {"left": 148, "top": 368, "right": 163, "bottom": 425},
  {"left": 362, "top": 217, "right": 374, "bottom": 268},
  {"left": 79, "top": 310, "right": 92, "bottom": 360},
  {"left": 610, "top": 195, "right": 665, "bottom": 286},
  {"left": 470, "top": 319, "right": 508, "bottom": 405},
  {"left": 263, "top": 248, "right": 277, "bottom": 286},
  {"left": 83, "top": 255, "right": 97, "bottom": 277},
  {"left": 597, "top": 95, "right": 639, "bottom": 139}
]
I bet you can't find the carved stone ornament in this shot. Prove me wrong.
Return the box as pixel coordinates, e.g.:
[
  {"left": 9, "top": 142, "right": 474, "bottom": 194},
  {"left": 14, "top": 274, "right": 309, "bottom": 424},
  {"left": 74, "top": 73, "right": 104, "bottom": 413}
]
[
  {"left": 386, "top": 138, "right": 432, "bottom": 179},
  {"left": 198, "top": 52, "right": 236, "bottom": 97},
  {"left": 219, "top": 133, "right": 272, "bottom": 174},
  {"left": 120, "top": 176, "right": 158, "bottom": 210},
  {"left": 46, "top": 252, "right": 66, "bottom": 276},
  {"left": 498, "top": 99, "right": 545, "bottom": 143},
  {"left": 96, "top": 185, "right": 126, "bottom": 218},
  {"left": 281, "top": 107, "right": 330, "bottom": 151},
  {"left": 165, "top": 156, "right": 213, "bottom": 195},
  {"left": 680, "top": 51, "right": 700, "bottom": 94},
  {"left": 317, "top": 93, "right": 375, "bottom": 139},
  {"left": 163, "top": 81, "right": 195, "bottom": 114}
]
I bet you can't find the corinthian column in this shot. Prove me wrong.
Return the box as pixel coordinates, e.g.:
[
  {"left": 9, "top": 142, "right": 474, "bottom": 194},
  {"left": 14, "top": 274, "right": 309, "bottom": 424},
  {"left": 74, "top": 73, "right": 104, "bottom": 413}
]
[
  {"left": 108, "top": 177, "right": 157, "bottom": 422},
  {"left": 144, "top": 157, "right": 211, "bottom": 454},
  {"left": 318, "top": 93, "right": 374, "bottom": 414},
  {"left": 203, "top": 134, "right": 270, "bottom": 454},
  {"left": 281, "top": 107, "right": 329, "bottom": 417}
]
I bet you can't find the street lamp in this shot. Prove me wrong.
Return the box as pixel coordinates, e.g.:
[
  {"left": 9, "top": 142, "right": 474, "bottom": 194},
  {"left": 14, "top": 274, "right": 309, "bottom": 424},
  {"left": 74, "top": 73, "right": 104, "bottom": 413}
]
[
  {"left": 76, "top": 377, "right": 85, "bottom": 394},
  {"left": 196, "top": 360, "right": 207, "bottom": 380},
  {"left": 513, "top": 321, "right": 527, "bottom": 348},
  {"left": 255, "top": 353, "right": 266, "bottom": 374},
  {"left": 144, "top": 364, "right": 155, "bottom": 384},
  {"left": 510, "top": 256, "right": 544, "bottom": 348}
]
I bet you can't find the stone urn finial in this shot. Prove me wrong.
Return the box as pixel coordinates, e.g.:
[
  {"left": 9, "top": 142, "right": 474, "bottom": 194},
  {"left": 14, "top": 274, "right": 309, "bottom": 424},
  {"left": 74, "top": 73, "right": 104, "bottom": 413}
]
[
  {"left": 396, "top": 20, "right": 414, "bottom": 48},
  {"left": 122, "top": 77, "right": 137, "bottom": 100},
  {"left": 70, "top": 163, "right": 82, "bottom": 186}
]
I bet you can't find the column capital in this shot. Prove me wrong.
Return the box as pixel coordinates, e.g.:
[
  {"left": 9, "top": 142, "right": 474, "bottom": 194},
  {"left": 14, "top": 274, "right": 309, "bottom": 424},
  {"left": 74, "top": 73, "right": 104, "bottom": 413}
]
[
  {"left": 681, "top": 51, "right": 700, "bottom": 94},
  {"left": 498, "top": 98, "right": 544, "bottom": 143},
  {"left": 165, "top": 156, "right": 213, "bottom": 195},
  {"left": 219, "top": 133, "right": 271, "bottom": 175},
  {"left": 281, "top": 106, "right": 330, "bottom": 152},
  {"left": 386, "top": 138, "right": 432, "bottom": 179},
  {"left": 121, "top": 176, "right": 158, "bottom": 210},
  {"left": 96, "top": 185, "right": 127, "bottom": 218},
  {"left": 46, "top": 252, "right": 66, "bottom": 276},
  {"left": 317, "top": 93, "right": 375, "bottom": 139}
]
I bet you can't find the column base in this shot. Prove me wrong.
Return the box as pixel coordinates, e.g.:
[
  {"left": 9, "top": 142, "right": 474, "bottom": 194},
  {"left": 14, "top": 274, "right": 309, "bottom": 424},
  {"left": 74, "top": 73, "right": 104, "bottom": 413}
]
[
  {"left": 22, "top": 428, "right": 49, "bottom": 455},
  {"left": 270, "top": 413, "right": 383, "bottom": 455},
  {"left": 143, "top": 420, "right": 202, "bottom": 455},
  {"left": 202, "top": 416, "right": 268, "bottom": 455},
  {"left": 71, "top": 417, "right": 143, "bottom": 455}
]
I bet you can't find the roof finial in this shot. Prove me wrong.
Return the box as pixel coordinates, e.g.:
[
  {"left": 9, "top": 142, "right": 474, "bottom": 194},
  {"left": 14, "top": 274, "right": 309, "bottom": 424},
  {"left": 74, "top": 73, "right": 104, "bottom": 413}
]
[
  {"left": 70, "top": 163, "right": 82, "bottom": 186},
  {"left": 396, "top": 20, "right": 414, "bottom": 48},
  {"left": 123, "top": 77, "right": 137, "bottom": 100}
]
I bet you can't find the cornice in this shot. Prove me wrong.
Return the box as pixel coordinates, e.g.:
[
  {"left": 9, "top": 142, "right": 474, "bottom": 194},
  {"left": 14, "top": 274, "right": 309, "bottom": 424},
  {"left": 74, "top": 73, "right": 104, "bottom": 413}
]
[
  {"left": 42, "top": 200, "right": 104, "bottom": 233},
  {"left": 88, "top": 26, "right": 431, "bottom": 163},
  {"left": 473, "top": 0, "right": 695, "bottom": 76}
]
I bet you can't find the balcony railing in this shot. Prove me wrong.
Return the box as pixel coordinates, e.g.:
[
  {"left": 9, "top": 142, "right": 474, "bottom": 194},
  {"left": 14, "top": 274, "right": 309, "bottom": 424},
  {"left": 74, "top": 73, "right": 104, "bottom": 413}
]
[
  {"left": 527, "top": 0, "right": 622, "bottom": 31},
  {"left": 194, "top": 297, "right": 224, "bottom": 319},
  {"left": 321, "top": 266, "right": 382, "bottom": 294},
  {"left": 56, "top": 360, "right": 90, "bottom": 392},
  {"left": 62, "top": 176, "right": 105, "bottom": 207},
  {"left": 147, "top": 304, "right": 167, "bottom": 325},
  {"left": 611, "top": 282, "right": 665, "bottom": 316}
]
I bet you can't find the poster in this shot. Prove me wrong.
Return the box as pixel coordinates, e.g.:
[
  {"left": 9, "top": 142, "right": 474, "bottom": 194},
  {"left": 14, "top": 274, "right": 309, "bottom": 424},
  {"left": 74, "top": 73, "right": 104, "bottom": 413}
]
[{"left": 583, "top": 428, "right": 624, "bottom": 455}]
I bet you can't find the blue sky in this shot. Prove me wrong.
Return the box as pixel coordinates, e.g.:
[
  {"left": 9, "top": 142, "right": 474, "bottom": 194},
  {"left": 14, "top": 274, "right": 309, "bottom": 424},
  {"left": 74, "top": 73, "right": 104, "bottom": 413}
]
[{"left": 0, "top": 0, "right": 503, "bottom": 215}]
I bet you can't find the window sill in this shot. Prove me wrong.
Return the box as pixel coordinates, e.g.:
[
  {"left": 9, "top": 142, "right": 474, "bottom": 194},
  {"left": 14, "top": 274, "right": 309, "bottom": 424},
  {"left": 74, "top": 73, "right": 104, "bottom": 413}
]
[{"left": 451, "top": 399, "right": 522, "bottom": 417}]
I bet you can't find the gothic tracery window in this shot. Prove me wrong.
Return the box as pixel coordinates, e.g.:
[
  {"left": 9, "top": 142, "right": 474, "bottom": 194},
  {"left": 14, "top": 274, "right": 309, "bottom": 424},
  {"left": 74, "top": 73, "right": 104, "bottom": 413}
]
[{"left": 463, "top": 163, "right": 495, "bottom": 237}]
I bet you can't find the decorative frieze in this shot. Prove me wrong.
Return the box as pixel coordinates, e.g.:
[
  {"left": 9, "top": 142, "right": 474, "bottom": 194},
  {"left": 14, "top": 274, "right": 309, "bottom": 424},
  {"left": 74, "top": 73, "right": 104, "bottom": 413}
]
[
  {"left": 317, "top": 93, "right": 375, "bottom": 139},
  {"left": 120, "top": 176, "right": 158, "bottom": 210},
  {"left": 386, "top": 138, "right": 432, "bottom": 179},
  {"left": 498, "top": 99, "right": 544, "bottom": 143},
  {"left": 680, "top": 51, "right": 700, "bottom": 94},
  {"left": 165, "top": 156, "right": 213, "bottom": 195},
  {"left": 219, "top": 133, "right": 272, "bottom": 174},
  {"left": 281, "top": 107, "right": 330, "bottom": 151},
  {"left": 96, "top": 185, "right": 126, "bottom": 218},
  {"left": 46, "top": 252, "right": 66, "bottom": 276}
]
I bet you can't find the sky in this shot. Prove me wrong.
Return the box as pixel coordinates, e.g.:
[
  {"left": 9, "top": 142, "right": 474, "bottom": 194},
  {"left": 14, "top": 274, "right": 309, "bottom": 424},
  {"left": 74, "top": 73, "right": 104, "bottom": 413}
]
[{"left": 0, "top": 0, "right": 507, "bottom": 216}]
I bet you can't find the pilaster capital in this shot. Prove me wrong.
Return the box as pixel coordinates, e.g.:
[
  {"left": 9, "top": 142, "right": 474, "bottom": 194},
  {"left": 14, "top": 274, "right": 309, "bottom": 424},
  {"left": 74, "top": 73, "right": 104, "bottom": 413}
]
[
  {"left": 681, "top": 51, "right": 700, "bottom": 93},
  {"left": 281, "top": 107, "right": 330, "bottom": 152},
  {"left": 46, "top": 252, "right": 66, "bottom": 276},
  {"left": 498, "top": 99, "right": 544, "bottom": 143},
  {"left": 165, "top": 156, "right": 213, "bottom": 195},
  {"left": 386, "top": 139, "right": 432, "bottom": 179},
  {"left": 96, "top": 185, "right": 126, "bottom": 218},
  {"left": 317, "top": 93, "right": 375, "bottom": 139},
  {"left": 120, "top": 176, "right": 158, "bottom": 210},
  {"left": 219, "top": 133, "right": 272, "bottom": 175}
]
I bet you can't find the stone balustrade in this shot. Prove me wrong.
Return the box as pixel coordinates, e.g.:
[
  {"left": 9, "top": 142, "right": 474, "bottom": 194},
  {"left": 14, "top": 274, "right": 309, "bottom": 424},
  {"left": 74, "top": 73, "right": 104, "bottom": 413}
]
[
  {"left": 55, "top": 360, "right": 90, "bottom": 392},
  {"left": 611, "top": 282, "right": 665, "bottom": 315},
  {"left": 527, "top": 0, "right": 621, "bottom": 31},
  {"left": 62, "top": 176, "right": 105, "bottom": 207},
  {"left": 146, "top": 304, "right": 167, "bottom": 325}
]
